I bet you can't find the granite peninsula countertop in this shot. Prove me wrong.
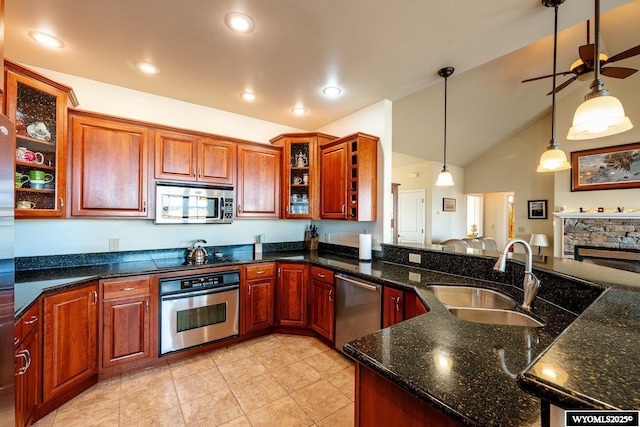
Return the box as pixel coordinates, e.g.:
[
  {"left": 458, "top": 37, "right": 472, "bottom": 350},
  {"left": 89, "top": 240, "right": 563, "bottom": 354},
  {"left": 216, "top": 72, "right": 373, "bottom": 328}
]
[{"left": 14, "top": 246, "right": 640, "bottom": 425}]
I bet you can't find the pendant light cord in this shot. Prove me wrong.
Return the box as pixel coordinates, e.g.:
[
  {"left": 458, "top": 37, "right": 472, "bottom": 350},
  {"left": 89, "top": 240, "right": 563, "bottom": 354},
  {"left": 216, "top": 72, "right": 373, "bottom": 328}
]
[
  {"left": 550, "top": 4, "right": 558, "bottom": 146},
  {"left": 593, "top": 0, "right": 601, "bottom": 83},
  {"left": 443, "top": 74, "right": 448, "bottom": 168}
]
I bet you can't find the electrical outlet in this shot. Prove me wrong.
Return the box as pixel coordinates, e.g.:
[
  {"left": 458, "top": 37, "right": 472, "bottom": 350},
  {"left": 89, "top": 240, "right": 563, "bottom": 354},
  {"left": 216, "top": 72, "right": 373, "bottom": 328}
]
[
  {"left": 109, "top": 238, "right": 119, "bottom": 251},
  {"left": 409, "top": 253, "right": 421, "bottom": 263},
  {"left": 409, "top": 272, "right": 421, "bottom": 282}
]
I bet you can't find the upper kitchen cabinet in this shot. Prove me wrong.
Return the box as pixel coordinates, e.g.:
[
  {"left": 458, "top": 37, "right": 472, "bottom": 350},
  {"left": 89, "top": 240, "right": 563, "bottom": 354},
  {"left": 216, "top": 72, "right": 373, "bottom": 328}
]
[
  {"left": 69, "top": 111, "right": 150, "bottom": 217},
  {"left": 320, "top": 132, "right": 378, "bottom": 221},
  {"left": 236, "top": 143, "right": 281, "bottom": 218},
  {"left": 5, "top": 60, "right": 79, "bottom": 218},
  {"left": 270, "top": 132, "right": 336, "bottom": 219},
  {"left": 154, "top": 129, "right": 236, "bottom": 186}
]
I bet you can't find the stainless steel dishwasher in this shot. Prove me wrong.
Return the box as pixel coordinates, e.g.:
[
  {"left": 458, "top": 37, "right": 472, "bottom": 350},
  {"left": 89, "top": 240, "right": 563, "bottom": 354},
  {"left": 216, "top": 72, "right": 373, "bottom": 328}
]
[{"left": 335, "top": 274, "right": 382, "bottom": 352}]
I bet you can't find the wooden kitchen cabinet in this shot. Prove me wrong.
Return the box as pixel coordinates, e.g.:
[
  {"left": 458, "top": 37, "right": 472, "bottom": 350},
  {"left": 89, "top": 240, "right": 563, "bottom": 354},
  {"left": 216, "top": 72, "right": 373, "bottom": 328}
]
[
  {"left": 383, "top": 287, "right": 428, "bottom": 328},
  {"left": 383, "top": 286, "right": 404, "bottom": 328},
  {"left": 320, "top": 132, "right": 378, "bottom": 221},
  {"left": 242, "top": 263, "right": 275, "bottom": 334},
  {"left": 276, "top": 263, "right": 308, "bottom": 328},
  {"left": 43, "top": 283, "right": 98, "bottom": 404},
  {"left": 154, "top": 129, "right": 236, "bottom": 185},
  {"left": 5, "top": 60, "right": 78, "bottom": 218},
  {"left": 309, "top": 266, "right": 335, "bottom": 341},
  {"left": 236, "top": 143, "right": 281, "bottom": 218},
  {"left": 270, "top": 132, "right": 335, "bottom": 219},
  {"left": 15, "top": 303, "right": 41, "bottom": 427},
  {"left": 100, "top": 276, "right": 152, "bottom": 369},
  {"left": 69, "top": 111, "right": 150, "bottom": 217}
]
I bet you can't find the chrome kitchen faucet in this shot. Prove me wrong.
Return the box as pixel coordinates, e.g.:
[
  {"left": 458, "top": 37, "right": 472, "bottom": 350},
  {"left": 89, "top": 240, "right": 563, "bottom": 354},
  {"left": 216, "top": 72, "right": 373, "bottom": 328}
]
[{"left": 493, "top": 238, "right": 541, "bottom": 310}]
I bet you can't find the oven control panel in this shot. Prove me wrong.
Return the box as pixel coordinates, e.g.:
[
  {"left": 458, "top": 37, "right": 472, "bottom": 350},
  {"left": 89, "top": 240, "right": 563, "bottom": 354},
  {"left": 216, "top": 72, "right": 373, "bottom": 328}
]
[{"left": 159, "top": 270, "right": 240, "bottom": 296}]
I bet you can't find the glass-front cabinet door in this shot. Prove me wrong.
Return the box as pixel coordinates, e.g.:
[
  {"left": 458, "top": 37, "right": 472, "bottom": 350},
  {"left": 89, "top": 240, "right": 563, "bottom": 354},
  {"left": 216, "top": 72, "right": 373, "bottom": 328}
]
[{"left": 5, "top": 61, "right": 77, "bottom": 218}]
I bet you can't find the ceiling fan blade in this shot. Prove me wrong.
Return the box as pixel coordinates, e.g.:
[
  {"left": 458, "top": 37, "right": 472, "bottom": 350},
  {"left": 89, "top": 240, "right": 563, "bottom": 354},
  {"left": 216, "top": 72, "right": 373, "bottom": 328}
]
[
  {"left": 546, "top": 76, "right": 577, "bottom": 96},
  {"left": 579, "top": 44, "right": 595, "bottom": 63},
  {"left": 522, "top": 71, "right": 573, "bottom": 83},
  {"left": 607, "top": 45, "right": 640, "bottom": 63},
  {"left": 601, "top": 66, "right": 638, "bottom": 79}
]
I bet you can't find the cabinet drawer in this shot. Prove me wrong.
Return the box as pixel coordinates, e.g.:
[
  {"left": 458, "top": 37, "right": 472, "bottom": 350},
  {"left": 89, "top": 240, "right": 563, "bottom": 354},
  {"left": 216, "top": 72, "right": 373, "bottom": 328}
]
[
  {"left": 20, "top": 303, "right": 40, "bottom": 338},
  {"left": 310, "top": 266, "right": 334, "bottom": 285},
  {"left": 246, "top": 263, "right": 275, "bottom": 280},
  {"left": 103, "top": 277, "right": 150, "bottom": 299}
]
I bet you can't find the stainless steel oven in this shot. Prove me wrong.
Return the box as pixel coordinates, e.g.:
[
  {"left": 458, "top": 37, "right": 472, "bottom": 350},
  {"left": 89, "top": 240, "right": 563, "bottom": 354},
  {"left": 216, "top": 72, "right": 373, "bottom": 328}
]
[{"left": 159, "top": 270, "right": 240, "bottom": 355}]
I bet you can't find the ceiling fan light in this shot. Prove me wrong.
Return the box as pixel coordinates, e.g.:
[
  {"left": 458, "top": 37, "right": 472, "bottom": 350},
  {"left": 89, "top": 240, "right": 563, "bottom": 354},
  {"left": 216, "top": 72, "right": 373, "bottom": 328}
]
[
  {"left": 537, "top": 146, "right": 571, "bottom": 172},
  {"left": 435, "top": 167, "right": 454, "bottom": 186},
  {"left": 567, "top": 94, "right": 633, "bottom": 140},
  {"left": 570, "top": 53, "right": 608, "bottom": 81}
]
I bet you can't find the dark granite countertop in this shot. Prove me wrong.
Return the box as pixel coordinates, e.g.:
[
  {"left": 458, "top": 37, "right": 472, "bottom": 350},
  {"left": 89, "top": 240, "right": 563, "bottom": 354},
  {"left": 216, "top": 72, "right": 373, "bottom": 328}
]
[{"left": 14, "top": 245, "right": 640, "bottom": 425}]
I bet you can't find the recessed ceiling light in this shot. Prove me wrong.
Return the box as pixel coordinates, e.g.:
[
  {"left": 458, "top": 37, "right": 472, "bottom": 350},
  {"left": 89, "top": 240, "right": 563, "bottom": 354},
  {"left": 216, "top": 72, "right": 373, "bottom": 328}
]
[
  {"left": 241, "top": 92, "right": 257, "bottom": 101},
  {"left": 322, "top": 86, "right": 342, "bottom": 97},
  {"left": 291, "top": 107, "right": 307, "bottom": 116},
  {"left": 136, "top": 62, "right": 160, "bottom": 74},
  {"left": 28, "top": 31, "right": 64, "bottom": 48},
  {"left": 225, "top": 13, "right": 255, "bottom": 33}
]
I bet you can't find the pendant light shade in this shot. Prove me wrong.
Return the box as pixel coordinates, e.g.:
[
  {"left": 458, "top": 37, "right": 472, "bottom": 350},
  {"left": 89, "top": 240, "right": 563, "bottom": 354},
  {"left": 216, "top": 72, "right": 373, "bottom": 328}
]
[
  {"left": 435, "top": 67, "right": 455, "bottom": 187},
  {"left": 537, "top": 0, "right": 571, "bottom": 173},
  {"left": 566, "top": 0, "right": 633, "bottom": 140}
]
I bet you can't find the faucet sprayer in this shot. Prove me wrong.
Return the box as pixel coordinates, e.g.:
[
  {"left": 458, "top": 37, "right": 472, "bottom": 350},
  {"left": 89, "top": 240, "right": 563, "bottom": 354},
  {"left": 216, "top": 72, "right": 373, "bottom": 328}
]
[{"left": 493, "top": 238, "right": 541, "bottom": 310}]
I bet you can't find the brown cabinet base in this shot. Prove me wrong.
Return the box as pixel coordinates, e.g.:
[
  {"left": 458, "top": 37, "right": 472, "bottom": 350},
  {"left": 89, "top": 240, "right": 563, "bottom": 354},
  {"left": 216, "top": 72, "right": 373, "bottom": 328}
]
[{"left": 355, "top": 363, "right": 460, "bottom": 427}]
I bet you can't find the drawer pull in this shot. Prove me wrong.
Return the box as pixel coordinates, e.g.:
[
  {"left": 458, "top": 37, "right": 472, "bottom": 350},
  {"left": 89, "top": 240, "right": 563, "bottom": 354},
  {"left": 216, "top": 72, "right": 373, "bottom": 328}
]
[
  {"left": 15, "top": 349, "right": 31, "bottom": 376},
  {"left": 329, "top": 289, "right": 333, "bottom": 302},
  {"left": 14, "top": 337, "right": 19, "bottom": 346},
  {"left": 317, "top": 273, "right": 325, "bottom": 278},
  {"left": 24, "top": 315, "right": 38, "bottom": 325},
  {"left": 248, "top": 285, "right": 252, "bottom": 296},
  {"left": 255, "top": 271, "right": 265, "bottom": 275},
  {"left": 121, "top": 287, "right": 136, "bottom": 291}
]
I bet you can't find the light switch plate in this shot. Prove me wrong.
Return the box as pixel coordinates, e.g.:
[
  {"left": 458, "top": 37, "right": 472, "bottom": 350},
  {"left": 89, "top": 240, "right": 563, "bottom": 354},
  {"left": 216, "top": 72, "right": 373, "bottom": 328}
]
[
  {"left": 409, "top": 253, "right": 421, "bottom": 263},
  {"left": 109, "top": 238, "right": 119, "bottom": 251}
]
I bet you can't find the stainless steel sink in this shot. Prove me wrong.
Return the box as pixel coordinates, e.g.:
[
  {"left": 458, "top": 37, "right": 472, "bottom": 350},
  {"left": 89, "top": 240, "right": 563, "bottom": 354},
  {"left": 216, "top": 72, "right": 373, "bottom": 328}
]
[
  {"left": 428, "top": 285, "right": 516, "bottom": 310},
  {"left": 448, "top": 307, "right": 544, "bottom": 327}
]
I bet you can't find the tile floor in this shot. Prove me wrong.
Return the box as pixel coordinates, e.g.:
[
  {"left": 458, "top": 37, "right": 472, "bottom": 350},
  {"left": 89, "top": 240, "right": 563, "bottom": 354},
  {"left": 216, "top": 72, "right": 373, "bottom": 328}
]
[{"left": 33, "top": 334, "right": 355, "bottom": 427}]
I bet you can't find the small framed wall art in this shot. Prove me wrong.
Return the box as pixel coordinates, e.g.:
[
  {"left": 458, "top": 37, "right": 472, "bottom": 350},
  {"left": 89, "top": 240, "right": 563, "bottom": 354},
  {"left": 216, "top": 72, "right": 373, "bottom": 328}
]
[
  {"left": 443, "top": 198, "right": 456, "bottom": 212},
  {"left": 528, "top": 199, "right": 548, "bottom": 219}
]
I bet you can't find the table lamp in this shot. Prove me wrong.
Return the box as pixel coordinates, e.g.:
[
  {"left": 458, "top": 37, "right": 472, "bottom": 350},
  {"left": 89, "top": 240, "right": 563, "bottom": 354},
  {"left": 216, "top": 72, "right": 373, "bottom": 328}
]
[{"left": 529, "top": 234, "right": 549, "bottom": 257}]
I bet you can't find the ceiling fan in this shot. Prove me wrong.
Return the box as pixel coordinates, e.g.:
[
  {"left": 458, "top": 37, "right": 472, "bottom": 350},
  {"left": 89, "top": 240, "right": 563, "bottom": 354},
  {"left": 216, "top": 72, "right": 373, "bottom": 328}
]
[{"left": 522, "top": 18, "right": 640, "bottom": 95}]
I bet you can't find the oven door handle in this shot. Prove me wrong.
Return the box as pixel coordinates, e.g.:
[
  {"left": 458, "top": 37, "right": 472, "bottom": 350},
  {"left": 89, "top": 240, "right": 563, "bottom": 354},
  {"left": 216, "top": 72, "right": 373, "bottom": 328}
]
[{"left": 160, "top": 285, "right": 239, "bottom": 301}]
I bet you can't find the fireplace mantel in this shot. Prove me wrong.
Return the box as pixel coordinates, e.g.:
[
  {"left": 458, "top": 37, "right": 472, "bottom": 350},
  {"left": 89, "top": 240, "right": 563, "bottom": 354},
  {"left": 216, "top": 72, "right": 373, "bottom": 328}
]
[{"left": 554, "top": 212, "right": 640, "bottom": 220}]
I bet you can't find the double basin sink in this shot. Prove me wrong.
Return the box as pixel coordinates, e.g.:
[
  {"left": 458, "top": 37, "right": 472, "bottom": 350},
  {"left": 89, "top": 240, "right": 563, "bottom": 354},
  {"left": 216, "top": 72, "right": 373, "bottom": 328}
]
[{"left": 428, "top": 285, "right": 544, "bottom": 327}]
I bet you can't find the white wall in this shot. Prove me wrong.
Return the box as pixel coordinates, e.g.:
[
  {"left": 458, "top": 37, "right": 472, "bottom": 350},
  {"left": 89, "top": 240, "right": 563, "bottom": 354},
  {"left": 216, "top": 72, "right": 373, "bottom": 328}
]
[
  {"left": 314, "top": 100, "right": 393, "bottom": 250},
  {"left": 483, "top": 192, "right": 512, "bottom": 249}
]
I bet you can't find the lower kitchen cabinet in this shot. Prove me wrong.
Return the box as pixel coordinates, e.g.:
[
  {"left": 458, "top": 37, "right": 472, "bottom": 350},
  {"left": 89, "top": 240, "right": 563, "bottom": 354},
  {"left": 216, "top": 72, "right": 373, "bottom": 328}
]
[
  {"left": 242, "top": 263, "right": 275, "bottom": 334},
  {"left": 383, "top": 286, "right": 404, "bottom": 328},
  {"left": 15, "top": 303, "right": 41, "bottom": 427},
  {"left": 309, "top": 266, "right": 335, "bottom": 341},
  {"left": 276, "top": 263, "right": 308, "bottom": 328},
  {"left": 43, "top": 283, "right": 98, "bottom": 403},
  {"left": 383, "top": 287, "right": 428, "bottom": 328},
  {"left": 355, "top": 363, "right": 460, "bottom": 427},
  {"left": 101, "top": 276, "right": 152, "bottom": 369}
]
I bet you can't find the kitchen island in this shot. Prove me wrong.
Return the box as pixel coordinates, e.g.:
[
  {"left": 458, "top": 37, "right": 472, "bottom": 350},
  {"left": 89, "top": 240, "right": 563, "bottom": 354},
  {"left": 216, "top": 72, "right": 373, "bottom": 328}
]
[{"left": 14, "top": 243, "right": 640, "bottom": 426}]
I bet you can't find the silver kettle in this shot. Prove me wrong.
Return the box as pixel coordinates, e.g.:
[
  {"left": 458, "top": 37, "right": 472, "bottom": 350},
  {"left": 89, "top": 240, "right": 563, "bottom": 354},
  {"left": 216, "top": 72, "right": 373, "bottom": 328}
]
[{"left": 186, "top": 239, "right": 208, "bottom": 264}]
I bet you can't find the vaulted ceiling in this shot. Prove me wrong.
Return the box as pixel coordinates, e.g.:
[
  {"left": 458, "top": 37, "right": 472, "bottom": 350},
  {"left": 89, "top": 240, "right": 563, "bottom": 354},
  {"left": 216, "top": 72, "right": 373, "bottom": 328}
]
[{"left": 5, "top": 0, "right": 639, "bottom": 167}]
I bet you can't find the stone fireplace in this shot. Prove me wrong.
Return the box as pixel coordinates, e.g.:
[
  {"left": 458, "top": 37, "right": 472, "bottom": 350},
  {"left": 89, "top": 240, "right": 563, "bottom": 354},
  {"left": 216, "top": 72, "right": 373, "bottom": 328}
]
[{"left": 558, "top": 214, "right": 640, "bottom": 273}]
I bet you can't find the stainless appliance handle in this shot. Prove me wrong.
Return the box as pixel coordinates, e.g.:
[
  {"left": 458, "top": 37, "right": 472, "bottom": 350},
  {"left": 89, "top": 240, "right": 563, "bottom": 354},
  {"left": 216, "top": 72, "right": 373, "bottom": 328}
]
[
  {"left": 161, "top": 285, "right": 239, "bottom": 301},
  {"left": 336, "top": 275, "right": 379, "bottom": 291}
]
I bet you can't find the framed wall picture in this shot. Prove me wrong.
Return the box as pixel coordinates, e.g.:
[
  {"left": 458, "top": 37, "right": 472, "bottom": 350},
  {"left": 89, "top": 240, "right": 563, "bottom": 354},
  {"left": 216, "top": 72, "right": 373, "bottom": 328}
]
[
  {"left": 571, "top": 142, "right": 640, "bottom": 191},
  {"left": 528, "top": 200, "right": 547, "bottom": 219},
  {"left": 443, "top": 198, "right": 456, "bottom": 212}
]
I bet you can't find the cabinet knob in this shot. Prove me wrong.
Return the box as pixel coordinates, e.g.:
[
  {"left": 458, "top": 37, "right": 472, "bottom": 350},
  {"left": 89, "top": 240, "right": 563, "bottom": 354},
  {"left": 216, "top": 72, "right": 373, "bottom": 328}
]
[
  {"left": 0, "top": 126, "right": 8, "bottom": 135},
  {"left": 238, "top": 204, "right": 242, "bottom": 214}
]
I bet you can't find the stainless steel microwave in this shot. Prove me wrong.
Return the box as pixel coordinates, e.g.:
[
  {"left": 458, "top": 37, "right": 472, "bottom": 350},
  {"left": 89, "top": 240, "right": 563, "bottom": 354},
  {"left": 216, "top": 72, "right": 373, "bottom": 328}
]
[{"left": 155, "top": 181, "right": 234, "bottom": 224}]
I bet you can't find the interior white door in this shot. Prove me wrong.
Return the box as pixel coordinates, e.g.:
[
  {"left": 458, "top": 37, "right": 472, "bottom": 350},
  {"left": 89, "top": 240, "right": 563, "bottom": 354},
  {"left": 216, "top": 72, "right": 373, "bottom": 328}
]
[{"left": 397, "top": 190, "right": 425, "bottom": 244}]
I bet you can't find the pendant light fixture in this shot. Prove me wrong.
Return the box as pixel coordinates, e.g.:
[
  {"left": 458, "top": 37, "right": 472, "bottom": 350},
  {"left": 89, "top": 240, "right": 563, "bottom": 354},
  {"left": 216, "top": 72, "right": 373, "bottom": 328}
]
[
  {"left": 435, "top": 67, "right": 455, "bottom": 186},
  {"left": 567, "top": 0, "right": 633, "bottom": 140},
  {"left": 538, "top": 0, "right": 571, "bottom": 172}
]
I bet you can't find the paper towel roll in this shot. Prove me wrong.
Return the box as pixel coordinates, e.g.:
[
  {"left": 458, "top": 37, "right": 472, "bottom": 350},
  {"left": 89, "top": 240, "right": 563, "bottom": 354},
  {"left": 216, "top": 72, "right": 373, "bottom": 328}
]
[{"left": 359, "top": 234, "right": 372, "bottom": 261}]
